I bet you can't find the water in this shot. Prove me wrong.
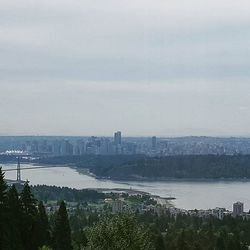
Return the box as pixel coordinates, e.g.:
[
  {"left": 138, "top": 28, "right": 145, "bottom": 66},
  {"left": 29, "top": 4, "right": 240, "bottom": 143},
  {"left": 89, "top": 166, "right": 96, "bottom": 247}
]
[{"left": 2, "top": 163, "right": 250, "bottom": 211}]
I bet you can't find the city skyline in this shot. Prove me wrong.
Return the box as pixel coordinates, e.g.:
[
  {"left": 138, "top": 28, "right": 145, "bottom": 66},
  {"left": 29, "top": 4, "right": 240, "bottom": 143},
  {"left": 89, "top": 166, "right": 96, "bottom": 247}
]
[{"left": 1, "top": 0, "right": 250, "bottom": 136}]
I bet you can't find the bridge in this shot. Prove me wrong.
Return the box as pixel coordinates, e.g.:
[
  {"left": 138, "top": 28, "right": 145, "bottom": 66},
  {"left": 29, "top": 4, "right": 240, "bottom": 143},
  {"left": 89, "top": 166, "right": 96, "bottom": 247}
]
[
  {"left": 2, "top": 157, "right": 62, "bottom": 184},
  {"left": 3, "top": 165, "right": 61, "bottom": 172}
]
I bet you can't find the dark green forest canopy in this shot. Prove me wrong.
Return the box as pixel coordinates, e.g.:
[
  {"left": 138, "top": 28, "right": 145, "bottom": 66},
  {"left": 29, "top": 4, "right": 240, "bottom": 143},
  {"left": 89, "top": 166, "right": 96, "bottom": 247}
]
[{"left": 36, "top": 154, "right": 250, "bottom": 179}]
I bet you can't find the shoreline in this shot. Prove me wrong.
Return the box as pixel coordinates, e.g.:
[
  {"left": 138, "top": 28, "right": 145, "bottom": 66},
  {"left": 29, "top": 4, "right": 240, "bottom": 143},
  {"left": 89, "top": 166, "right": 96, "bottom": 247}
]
[
  {"left": 3, "top": 162, "right": 250, "bottom": 183},
  {"left": 91, "top": 173, "right": 250, "bottom": 183}
]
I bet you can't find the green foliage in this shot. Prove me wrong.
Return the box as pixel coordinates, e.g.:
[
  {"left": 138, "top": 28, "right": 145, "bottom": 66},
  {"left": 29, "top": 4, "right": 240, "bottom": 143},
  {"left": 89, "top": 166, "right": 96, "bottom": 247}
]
[
  {"left": 53, "top": 201, "right": 73, "bottom": 250},
  {"left": 37, "top": 201, "right": 50, "bottom": 247},
  {"left": 0, "top": 177, "right": 53, "bottom": 250},
  {"left": 20, "top": 181, "right": 39, "bottom": 250},
  {"left": 7, "top": 185, "right": 23, "bottom": 250},
  {"left": 72, "top": 230, "right": 88, "bottom": 250},
  {"left": 0, "top": 167, "right": 8, "bottom": 250},
  {"left": 103, "top": 155, "right": 250, "bottom": 179},
  {"left": 31, "top": 185, "right": 105, "bottom": 203},
  {"left": 36, "top": 154, "right": 250, "bottom": 179},
  {"left": 38, "top": 246, "right": 52, "bottom": 250},
  {"left": 20, "top": 181, "right": 37, "bottom": 216},
  {"left": 1, "top": 173, "right": 250, "bottom": 250},
  {"left": 86, "top": 214, "right": 155, "bottom": 250}
]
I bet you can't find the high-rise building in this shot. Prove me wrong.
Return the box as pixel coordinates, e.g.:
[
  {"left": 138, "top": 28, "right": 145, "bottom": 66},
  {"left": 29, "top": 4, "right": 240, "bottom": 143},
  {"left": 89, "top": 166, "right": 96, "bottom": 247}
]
[
  {"left": 60, "top": 140, "right": 73, "bottom": 156},
  {"left": 114, "top": 131, "right": 122, "bottom": 146},
  {"left": 52, "top": 140, "right": 61, "bottom": 155},
  {"left": 152, "top": 136, "right": 157, "bottom": 149},
  {"left": 233, "top": 202, "right": 244, "bottom": 216}
]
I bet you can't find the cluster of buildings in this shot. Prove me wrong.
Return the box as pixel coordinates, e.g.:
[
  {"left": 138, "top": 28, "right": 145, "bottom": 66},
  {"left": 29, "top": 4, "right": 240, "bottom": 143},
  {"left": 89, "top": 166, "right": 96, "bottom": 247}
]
[
  {"left": 39, "top": 179, "right": 248, "bottom": 223},
  {"left": 10, "top": 131, "right": 136, "bottom": 156},
  {"left": 1, "top": 132, "right": 157, "bottom": 156},
  {"left": 157, "top": 201, "right": 247, "bottom": 220},
  {"left": 2, "top": 135, "right": 250, "bottom": 157},
  {"left": 46, "top": 195, "right": 248, "bottom": 222}
]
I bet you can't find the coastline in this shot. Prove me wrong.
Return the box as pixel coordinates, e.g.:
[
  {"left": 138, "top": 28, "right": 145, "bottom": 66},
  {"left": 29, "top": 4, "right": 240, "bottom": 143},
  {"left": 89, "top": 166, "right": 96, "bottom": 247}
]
[
  {"left": 33, "top": 163, "right": 250, "bottom": 183},
  {"left": 91, "top": 173, "right": 250, "bottom": 183},
  {"left": 3, "top": 161, "right": 250, "bottom": 183}
]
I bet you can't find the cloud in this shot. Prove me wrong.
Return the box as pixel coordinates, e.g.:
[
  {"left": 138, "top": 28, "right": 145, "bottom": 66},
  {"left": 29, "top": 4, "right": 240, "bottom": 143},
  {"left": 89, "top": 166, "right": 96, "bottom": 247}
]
[{"left": 1, "top": 0, "right": 250, "bottom": 135}]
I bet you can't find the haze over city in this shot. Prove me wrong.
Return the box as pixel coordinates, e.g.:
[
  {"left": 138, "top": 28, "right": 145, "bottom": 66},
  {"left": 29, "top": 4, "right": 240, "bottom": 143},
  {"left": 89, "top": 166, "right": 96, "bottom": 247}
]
[{"left": 1, "top": 0, "right": 250, "bottom": 136}]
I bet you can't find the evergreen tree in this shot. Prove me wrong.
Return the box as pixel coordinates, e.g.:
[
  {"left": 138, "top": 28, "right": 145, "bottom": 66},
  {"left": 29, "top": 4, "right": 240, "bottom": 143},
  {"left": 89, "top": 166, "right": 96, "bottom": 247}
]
[
  {"left": 155, "top": 234, "right": 165, "bottom": 250},
  {"left": 72, "top": 230, "right": 88, "bottom": 250},
  {"left": 0, "top": 167, "right": 8, "bottom": 250},
  {"left": 20, "top": 181, "right": 37, "bottom": 216},
  {"left": 215, "top": 236, "right": 226, "bottom": 250},
  {"left": 20, "top": 181, "right": 38, "bottom": 250},
  {"left": 176, "top": 230, "right": 189, "bottom": 250},
  {"left": 7, "top": 185, "right": 23, "bottom": 250},
  {"left": 53, "top": 201, "right": 72, "bottom": 250},
  {"left": 37, "top": 201, "right": 50, "bottom": 248}
]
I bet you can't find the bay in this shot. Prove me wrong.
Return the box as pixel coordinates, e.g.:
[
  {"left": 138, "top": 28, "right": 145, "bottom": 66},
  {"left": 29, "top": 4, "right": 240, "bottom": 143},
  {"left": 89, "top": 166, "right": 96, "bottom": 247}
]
[{"left": 2, "top": 163, "right": 250, "bottom": 211}]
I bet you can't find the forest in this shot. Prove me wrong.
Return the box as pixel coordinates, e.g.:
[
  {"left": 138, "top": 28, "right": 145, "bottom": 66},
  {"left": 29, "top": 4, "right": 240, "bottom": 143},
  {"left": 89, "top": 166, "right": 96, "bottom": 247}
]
[{"left": 36, "top": 154, "right": 250, "bottom": 180}]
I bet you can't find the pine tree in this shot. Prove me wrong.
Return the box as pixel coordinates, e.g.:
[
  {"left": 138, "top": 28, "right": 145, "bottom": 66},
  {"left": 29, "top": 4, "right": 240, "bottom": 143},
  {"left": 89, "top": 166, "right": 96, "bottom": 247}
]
[
  {"left": 215, "top": 236, "right": 226, "bottom": 250},
  {"left": 7, "top": 185, "right": 23, "bottom": 250},
  {"left": 37, "top": 201, "right": 50, "bottom": 247},
  {"left": 20, "top": 181, "right": 38, "bottom": 250},
  {"left": 0, "top": 167, "right": 8, "bottom": 250},
  {"left": 20, "top": 181, "right": 37, "bottom": 216},
  {"left": 53, "top": 201, "right": 72, "bottom": 250},
  {"left": 155, "top": 234, "right": 165, "bottom": 250}
]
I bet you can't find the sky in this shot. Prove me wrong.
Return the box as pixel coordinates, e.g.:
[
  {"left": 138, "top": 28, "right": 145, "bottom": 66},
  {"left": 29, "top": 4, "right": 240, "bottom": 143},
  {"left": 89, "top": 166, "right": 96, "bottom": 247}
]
[{"left": 1, "top": 0, "right": 250, "bottom": 136}]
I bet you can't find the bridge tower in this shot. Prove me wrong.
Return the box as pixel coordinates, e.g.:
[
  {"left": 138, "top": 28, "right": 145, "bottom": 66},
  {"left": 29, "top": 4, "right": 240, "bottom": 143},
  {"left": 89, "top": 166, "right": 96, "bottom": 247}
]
[{"left": 17, "top": 157, "right": 21, "bottom": 182}]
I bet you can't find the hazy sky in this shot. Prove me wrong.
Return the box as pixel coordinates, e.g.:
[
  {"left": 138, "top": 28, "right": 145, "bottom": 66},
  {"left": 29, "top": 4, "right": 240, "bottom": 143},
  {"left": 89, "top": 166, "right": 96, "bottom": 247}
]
[{"left": 1, "top": 0, "right": 250, "bottom": 136}]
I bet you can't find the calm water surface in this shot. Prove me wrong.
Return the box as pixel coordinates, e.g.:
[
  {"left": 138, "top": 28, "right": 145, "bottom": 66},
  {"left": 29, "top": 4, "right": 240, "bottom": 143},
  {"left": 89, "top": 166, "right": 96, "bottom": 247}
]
[{"left": 2, "top": 163, "right": 250, "bottom": 211}]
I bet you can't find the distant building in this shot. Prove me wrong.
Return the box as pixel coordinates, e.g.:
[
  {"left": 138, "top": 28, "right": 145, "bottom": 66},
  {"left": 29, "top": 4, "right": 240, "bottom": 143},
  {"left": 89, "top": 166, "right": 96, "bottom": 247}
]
[
  {"left": 152, "top": 136, "right": 157, "bottom": 150},
  {"left": 212, "top": 208, "right": 225, "bottom": 220},
  {"left": 233, "top": 202, "right": 244, "bottom": 216},
  {"left": 60, "top": 140, "right": 73, "bottom": 156},
  {"left": 52, "top": 140, "right": 61, "bottom": 155},
  {"left": 114, "top": 131, "right": 122, "bottom": 146},
  {"left": 112, "top": 200, "right": 123, "bottom": 214}
]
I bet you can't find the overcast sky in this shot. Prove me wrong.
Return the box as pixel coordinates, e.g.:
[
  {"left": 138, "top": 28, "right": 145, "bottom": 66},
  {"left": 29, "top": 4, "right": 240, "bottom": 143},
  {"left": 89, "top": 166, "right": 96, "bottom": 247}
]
[{"left": 1, "top": 0, "right": 250, "bottom": 136}]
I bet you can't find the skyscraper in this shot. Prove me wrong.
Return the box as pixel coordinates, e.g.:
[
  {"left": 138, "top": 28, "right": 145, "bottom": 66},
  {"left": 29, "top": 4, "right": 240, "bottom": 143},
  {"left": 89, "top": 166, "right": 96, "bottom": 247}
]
[
  {"left": 152, "top": 136, "right": 157, "bottom": 150},
  {"left": 114, "top": 131, "right": 122, "bottom": 146},
  {"left": 233, "top": 202, "right": 244, "bottom": 216}
]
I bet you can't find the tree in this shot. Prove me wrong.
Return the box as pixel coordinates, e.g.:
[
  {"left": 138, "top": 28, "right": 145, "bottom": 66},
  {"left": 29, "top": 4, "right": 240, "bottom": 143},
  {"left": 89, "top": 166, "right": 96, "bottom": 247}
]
[
  {"left": 20, "top": 181, "right": 37, "bottom": 216},
  {"left": 86, "top": 214, "right": 155, "bottom": 250},
  {"left": 215, "top": 236, "right": 226, "bottom": 250},
  {"left": 72, "top": 230, "right": 88, "bottom": 250},
  {"left": 20, "top": 181, "right": 38, "bottom": 250},
  {"left": 155, "top": 234, "right": 165, "bottom": 250},
  {"left": 37, "top": 201, "right": 50, "bottom": 247},
  {"left": 53, "top": 201, "right": 72, "bottom": 250},
  {"left": 176, "top": 230, "right": 189, "bottom": 250},
  {"left": 39, "top": 246, "right": 52, "bottom": 250},
  {"left": 0, "top": 167, "right": 8, "bottom": 250},
  {"left": 7, "top": 185, "right": 23, "bottom": 250}
]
